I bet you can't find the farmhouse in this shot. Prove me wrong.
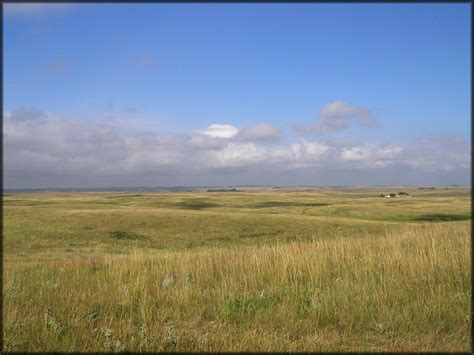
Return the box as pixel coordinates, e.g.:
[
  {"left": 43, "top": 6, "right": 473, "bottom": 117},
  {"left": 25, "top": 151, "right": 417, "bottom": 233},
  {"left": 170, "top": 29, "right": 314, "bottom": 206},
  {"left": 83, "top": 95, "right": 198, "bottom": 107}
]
[{"left": 380, "top": 192, "right": 410, "bottom": 198}]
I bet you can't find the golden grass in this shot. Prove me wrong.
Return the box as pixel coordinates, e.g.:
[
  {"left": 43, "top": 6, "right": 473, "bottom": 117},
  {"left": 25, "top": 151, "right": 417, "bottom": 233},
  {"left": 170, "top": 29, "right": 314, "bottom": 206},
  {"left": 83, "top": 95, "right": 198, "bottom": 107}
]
[{"left": 3, "top": 222, "right": 471, "bottom": 352}]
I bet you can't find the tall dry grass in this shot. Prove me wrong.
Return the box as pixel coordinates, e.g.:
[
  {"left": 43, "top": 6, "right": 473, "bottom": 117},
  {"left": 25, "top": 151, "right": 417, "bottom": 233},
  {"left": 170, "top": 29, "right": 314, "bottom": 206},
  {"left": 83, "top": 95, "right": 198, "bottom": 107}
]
[{"left": 3, "top": 223, "right": 471, "bottom": 351}]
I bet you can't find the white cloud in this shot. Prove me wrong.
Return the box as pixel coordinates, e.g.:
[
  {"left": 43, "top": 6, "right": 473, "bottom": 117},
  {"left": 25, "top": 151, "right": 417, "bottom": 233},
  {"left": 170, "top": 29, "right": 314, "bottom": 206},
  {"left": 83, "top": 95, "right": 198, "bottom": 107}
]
[
  {"left": 236, "top": 123, "right": 281, "bottom": 141},
  {"left": 372, "top": 144, "right": 403, "bottom": 160},
  {"left": 300, "top": 138, "right": 328, "bottom": 158},
  {"left": 290, "top": 143, "right": 302, "bottom": 160},
  {"left": 341, "top": 147, "right": 370, "bottom": 161},
  {"left": 341, "top": 144, "right": 403, "bottom": 164},
  {"left": 300, "top": 100, "right": 376, "bottom": 133},
  {"left": 211, "top": 143, "right": 265, "bottom": 168},
  {"left": 187, "top": 135, "right": 225, "bottom": 150},
  {"left": 3, "top": 109, "right": 470, "bottom": 188},
  {"left": 199, "top": 124, "right": 240, "bottom": 138}
]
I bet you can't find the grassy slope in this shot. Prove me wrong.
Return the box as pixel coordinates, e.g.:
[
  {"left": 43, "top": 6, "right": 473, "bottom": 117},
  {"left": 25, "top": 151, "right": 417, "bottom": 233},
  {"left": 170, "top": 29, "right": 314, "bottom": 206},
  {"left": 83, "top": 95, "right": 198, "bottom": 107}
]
[{"left": 3, "top": 187, "right": 472, "bottom": 351}]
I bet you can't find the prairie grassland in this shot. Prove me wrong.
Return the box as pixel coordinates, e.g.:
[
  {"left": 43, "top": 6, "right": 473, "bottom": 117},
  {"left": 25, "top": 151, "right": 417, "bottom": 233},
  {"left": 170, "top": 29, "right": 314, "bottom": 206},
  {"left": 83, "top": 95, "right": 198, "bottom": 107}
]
[{"left": 2, "top": 188, "right": 471, "bottom": 351}]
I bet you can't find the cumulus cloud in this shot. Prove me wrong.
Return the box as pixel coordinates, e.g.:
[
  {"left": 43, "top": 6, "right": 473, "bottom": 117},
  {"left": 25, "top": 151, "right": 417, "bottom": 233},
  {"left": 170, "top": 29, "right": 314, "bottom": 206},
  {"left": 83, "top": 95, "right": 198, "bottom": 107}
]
[
  {"left": 340, "top": 144, "right": 403, "bottom": 167},
  {"left": 236, "top": 123, "right": 281, "bottom": 142},
  {"left": 211, "top": 143, "right": 266, "bottom": 169},
  {"left": 199, "top": 122, "right": 281, "bottom": 142},
  {"left": 299, "top": 138, "right": 329, "bottom": 157},
  {"left": 199, "top": 124, "right": 240, "bottom": 138},
  {"left": 299, "top": 100, "right": 376, "bottom": 133},
  {"left": 3, "top": 109, "right": 470, "bottom": 188},
  {"left": 341, "top": 147, "right": 369, "bottom": 161}
]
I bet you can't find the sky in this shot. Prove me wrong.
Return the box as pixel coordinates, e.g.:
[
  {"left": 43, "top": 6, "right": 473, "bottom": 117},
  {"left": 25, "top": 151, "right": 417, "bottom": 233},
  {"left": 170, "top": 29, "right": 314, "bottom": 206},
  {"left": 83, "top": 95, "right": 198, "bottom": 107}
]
[{"left": 3, "top": 3, "right": 471, "bottom": 188}]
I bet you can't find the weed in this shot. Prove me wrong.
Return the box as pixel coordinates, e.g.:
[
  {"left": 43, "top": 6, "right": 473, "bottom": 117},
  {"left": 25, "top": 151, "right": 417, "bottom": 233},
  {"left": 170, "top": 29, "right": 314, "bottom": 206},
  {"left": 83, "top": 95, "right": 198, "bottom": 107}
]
[
  {"left": 44, "top": 309, "right": 63, "bottom": 337},
  {"left": 164, "top": 321, "right": 179, "bottom": 350}
]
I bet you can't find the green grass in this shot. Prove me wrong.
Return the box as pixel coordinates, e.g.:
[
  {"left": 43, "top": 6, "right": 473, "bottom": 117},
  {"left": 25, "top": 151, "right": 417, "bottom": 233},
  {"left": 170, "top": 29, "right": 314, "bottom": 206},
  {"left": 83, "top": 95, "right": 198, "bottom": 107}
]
[{"left": 3, "top": 187, "right": 472, "bottom": 351}]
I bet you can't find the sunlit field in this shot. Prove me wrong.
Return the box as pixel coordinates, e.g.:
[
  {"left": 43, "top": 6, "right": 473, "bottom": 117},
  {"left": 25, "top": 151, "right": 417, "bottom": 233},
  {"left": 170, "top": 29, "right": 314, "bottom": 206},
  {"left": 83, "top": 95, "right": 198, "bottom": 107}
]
[{"left": 3, "top": 187, "right": 471, "bottom": 351}]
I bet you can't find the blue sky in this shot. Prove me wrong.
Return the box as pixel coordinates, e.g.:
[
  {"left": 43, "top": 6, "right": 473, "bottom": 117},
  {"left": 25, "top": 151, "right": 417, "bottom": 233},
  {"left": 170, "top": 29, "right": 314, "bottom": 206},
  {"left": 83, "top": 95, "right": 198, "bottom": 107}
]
[{"left": 3, "top": 3, "right": 471, "bottom": 188}]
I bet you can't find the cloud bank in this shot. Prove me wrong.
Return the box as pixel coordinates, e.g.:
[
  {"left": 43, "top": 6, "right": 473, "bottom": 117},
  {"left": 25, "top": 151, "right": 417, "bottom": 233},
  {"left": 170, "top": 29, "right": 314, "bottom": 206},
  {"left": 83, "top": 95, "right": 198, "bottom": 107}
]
[
  {"left": 299, "top": 100, "right": 376, "bottom": 133},
  {"left": 236, "top": 123, "right": 282, "bottom": 142},
  {"left": 3, "top": 108, "right": 470, "bottom": 188}
]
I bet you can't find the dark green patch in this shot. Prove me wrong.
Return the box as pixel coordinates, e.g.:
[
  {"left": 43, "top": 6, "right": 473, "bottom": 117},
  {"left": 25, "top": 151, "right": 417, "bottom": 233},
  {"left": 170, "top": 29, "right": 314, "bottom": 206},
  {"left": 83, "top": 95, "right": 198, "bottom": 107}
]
[
  {"left": 89, "top": 261, "right": 106, "bottom": 273},
  {"left": 209, "top": 236, "right": 232, "bottom": 242},
  {"left": 173, "top": 200, "right": 220, "bottom": 210},
  {"left": 413, "top": 214, "right": 471, "bottom": 222},
  {"left": 187, "top": 242, "right": 206, "bottom": 249},
  {"left": 4, "top": 200, "right": 56, "bottom": 206},
  {"left": 106, "top": 194, "right": 143, "bottom": 199},
  {"left": 239, "top": 232, "right": 266, "bottom": 238},
  {"left": 238, "top": 229, "right": 283, "bottom": 238},
  {"left": 251, "top": 201, "right": 330, "bottom": 208},
  {"left": 110, "top": 230, "right": 141, "bottom": 239}
]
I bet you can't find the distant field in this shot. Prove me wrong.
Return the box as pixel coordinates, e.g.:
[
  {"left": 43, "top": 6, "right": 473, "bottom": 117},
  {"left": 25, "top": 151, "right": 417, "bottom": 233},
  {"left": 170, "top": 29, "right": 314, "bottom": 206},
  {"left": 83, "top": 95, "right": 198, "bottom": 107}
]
[{"left": 3, "top": 187, "right": 471, "bottom": 351}]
